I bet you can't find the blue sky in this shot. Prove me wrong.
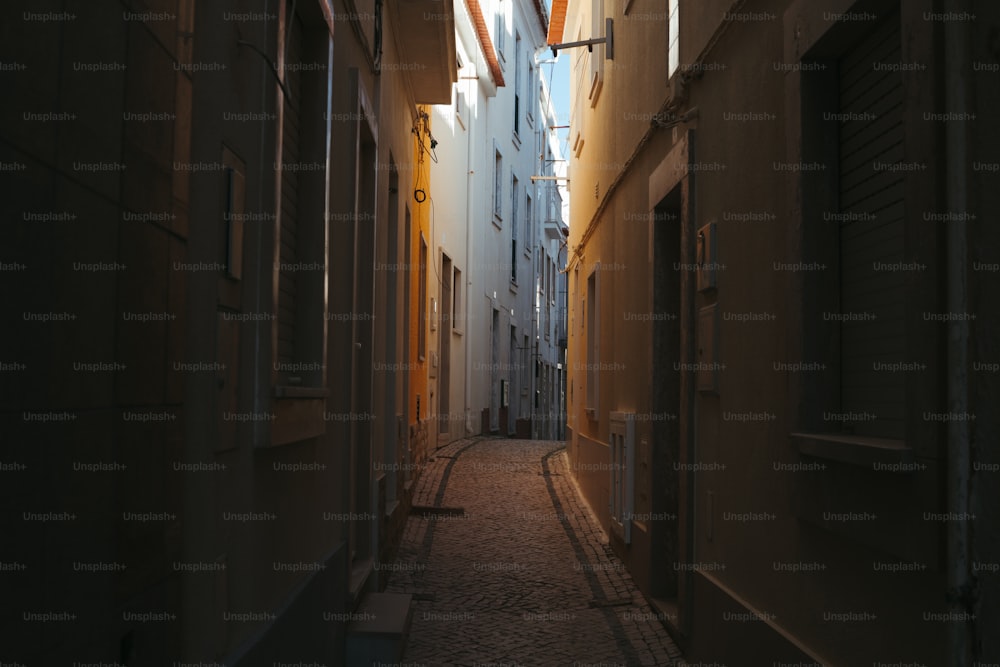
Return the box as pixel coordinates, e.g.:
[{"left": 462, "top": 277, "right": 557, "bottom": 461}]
[
  {"left": 541, "top": 0, "right": 571, "bottom": 163},
  {"left": 539, "top": 56, "right": 570, "bottom": 158},
  {"left": 540, "top": 0, "right": 572, "bottom": 223}
]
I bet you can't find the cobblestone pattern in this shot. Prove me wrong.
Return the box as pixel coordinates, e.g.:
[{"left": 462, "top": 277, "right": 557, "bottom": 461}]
[
  {"left": 409, "top": 420, "right": 431, "bottom": 470},
  {"left": 385, "top": 437, "right": 686, "bottom": 667}
]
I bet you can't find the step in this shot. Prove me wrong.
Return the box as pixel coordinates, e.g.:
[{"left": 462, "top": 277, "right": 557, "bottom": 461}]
[{"left": 345, "top": 592, "right": 413, "bottom": 666}]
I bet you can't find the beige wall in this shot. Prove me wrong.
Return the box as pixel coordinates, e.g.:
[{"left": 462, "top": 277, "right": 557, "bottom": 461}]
[{"left": 563, "top": 0, "right": 991, "bottom": 663}]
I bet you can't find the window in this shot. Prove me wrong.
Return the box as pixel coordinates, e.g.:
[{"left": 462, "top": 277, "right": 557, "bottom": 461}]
[
  {"left": 453, "top": 54, "right": 466, "bottom": 128},
  {"left": 586, "top": 264, "right": 599, "bottom": 413},
  {"left": 543, "top": 256, "right": 551, "bottom": 341},
  {"left": 544, "top": 255, "right": 550, "bottom": 300},
  {"left": 551, "top": 259, "right": 557, "bottom": 305},
  {"left": 511, "top": 175, "right": 519, "bottom": 283},
  {"left": 276, "top": 8, "right": 304, "bottom": 372},
  {"left": 535, "top": 252, "right": 545, "bottom": 296},
  {"left": 575, "top": 265, "right": 581, "bottom": 332},
  {"left": 493, "top": 143, "right": 503, "bottom": 224},
  {"left": 514, "top": 32, "right": 521, "bottom": 135},
  {"left": 545, "top": 295, "right": 551, "bottom": 340},
  {"left": 667, "top": 0, "right": 679, "bottom": 78},
  {"left": 548, "top": 259, "right": 553, "bottom": 304},
  {"left": 272, "top": 0, "right": 328, "bottom": 397},
  {"left": 786, "top": 8, "right": 930, "bottom": 563},
  {"left": 494, "top": 0, "right": 505, "bottom": 62},
  {"left": 545, "top": 255, "right": 553, "bottom": 301},
  {"left": 525, "top": 193, "right": 533, "bottom": 257},
  {"left": 441, "top": 254, "right": 452, "bottom": 329},
  {"left": 418, "top": 234, "right": 427, "bottom": 359},
  {"left": 793, "top": 10, "right": 911, "bottom": 447},
  {"left": 589, "top": 0, "right": 605, "bottom": 105},
  {"left": 222, "top": 148, "right": 245, "bottom": 280},
  {"left": 526, "top": 66, "right": 535, "bottom": 125},
  {"left": 610, "top": 412, "right": 636, "bottom": 544},
  {"left": 453, "top": 267, "right": 462, "bottom": 331},
  {"left": 835, "top": 13, "right": 905, "bottom": 439},
  {"left": 454, "top": 86, "right": 465, "bottom": 130}
]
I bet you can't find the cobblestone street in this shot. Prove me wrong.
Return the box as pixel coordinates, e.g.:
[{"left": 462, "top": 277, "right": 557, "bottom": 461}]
[{"left": 385, "top": 437, "right": 686, "bottom": 667}]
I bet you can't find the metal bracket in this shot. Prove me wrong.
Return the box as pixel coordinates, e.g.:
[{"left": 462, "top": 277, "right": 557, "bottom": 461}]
[{"left": 550, "top": 18, "right": 614, "bottom": 60}]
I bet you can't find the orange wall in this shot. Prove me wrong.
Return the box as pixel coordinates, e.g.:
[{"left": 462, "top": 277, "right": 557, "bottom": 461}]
[{"left": 408, "top": 106, "right": 432, "bottom": 426}]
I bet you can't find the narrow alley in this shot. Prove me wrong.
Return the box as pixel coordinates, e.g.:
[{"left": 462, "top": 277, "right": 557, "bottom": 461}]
[
  {"left": 4, "top": 0, "right": 999, "bottom": 665},
  {"left": 384, "top": 437, "right": 684, "bottom": 666}
]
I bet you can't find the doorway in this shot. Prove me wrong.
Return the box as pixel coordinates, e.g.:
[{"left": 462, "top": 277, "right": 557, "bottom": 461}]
[
  {"left": 439, "top": 254, "right": 452, "bottom": 438},
  {"left": 651, "top": 186, "right": 682, "bottom": 603},
  {"left": 491, "top": 307, "right": 499, "bottom": 432}
]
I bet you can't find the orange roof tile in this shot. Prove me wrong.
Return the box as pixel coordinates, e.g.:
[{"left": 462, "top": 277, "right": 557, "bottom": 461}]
[
  {"left": 465, "top": 0, "right": 505, "bottom": 87},
  {"left": 547, "top": 0, "right": 567, "bottom": 45}
]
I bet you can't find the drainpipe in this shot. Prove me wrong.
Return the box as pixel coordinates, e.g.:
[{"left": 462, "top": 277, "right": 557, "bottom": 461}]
[
  {"left": 464, "top": 56, "right": 476, "bottom": 435},
  {"left": 944, "top": 0, "right": 972, "bottom": 664}
]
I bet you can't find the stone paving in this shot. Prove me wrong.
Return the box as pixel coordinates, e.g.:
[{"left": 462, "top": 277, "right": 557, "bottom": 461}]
[{"left": 385, "top": 436, "right": 686, "bottom": 667}]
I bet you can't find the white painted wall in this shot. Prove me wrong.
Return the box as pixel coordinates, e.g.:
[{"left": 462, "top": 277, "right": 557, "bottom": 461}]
[{"left": 429, "top": 0, "right": 557, "bottom": 437}]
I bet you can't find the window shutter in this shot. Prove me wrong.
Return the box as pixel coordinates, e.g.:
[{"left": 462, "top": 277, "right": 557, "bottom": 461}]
[
  {"left": 837, "top": 13, "right": 905, "bottom": 439},
  {"left": 277, "top": 10, "right": 304, "bottom": 367}
]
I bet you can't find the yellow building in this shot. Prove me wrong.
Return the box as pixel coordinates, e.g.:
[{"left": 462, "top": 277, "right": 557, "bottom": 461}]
[
  {"left": 552, "top": 0, "right": 996, "bottom": 664},
  {"left": 409, "top": 105, "right": 434, "bottom": 464}
]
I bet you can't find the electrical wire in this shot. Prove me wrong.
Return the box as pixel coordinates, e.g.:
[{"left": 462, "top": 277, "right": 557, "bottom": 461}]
[
  {"left": 237, "top": 38, "right": 291, "bottom": 102},
  {"left": 413, "top": 122, "right": 440, "bottom": 164}
]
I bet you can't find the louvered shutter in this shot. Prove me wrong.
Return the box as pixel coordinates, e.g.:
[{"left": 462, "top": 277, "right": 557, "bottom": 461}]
[
  {"left": 837, "top": 13, "right": 905, "bottom": 439},
  {"left": 278, "top": 9, "right": 303, "bottom": 366}
]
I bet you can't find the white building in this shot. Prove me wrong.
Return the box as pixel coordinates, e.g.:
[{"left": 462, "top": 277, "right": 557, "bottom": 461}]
[
  {"left": 428, "top": 0, "right": 563, "bottom": 440},
  {"left": 532, "top": 74, "right": 569, "bottom": 440}
]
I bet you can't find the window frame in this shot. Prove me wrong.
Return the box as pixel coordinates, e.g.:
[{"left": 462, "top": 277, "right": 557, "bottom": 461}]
[
  {"left": 524, "top": 192, "right": 533, "bottom": 258},
  {"left": 526, "top": 65, "right": 535, "bottom": 127},
  {"left": 588, "top": 0, "right": 605, "bottom": 106},
  {"left": 452, "top": 266, "right": 463, "bottom": 334},
  {"left": 418, "top": 233, "right": 428, "bottom": 360},
  {"left": 511, "top": 173, "right": 519, "bottom": 284},
  {"left": 266, "top": 2, "right": 332, "bottom": 448},
  {"left": 514, "top": 31, "right": 522, "bottom": 137},
  {"left": 788, "top": 6, "right": 925, "bottom": 467},
  {"left": 585, "top": 262, "right": 600, "bottom": 417},
  {"left": 493, "top": 141, "right": 503, "bottom": 227},
  {"left": 667, "top": 0, "right": 679, "bottom": 80},
  {"left": 495, "top": 0, "right": 506, "bottom": 64},
  {"left": 609, "top": 412, "right": 636, "bottom": 544}
]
